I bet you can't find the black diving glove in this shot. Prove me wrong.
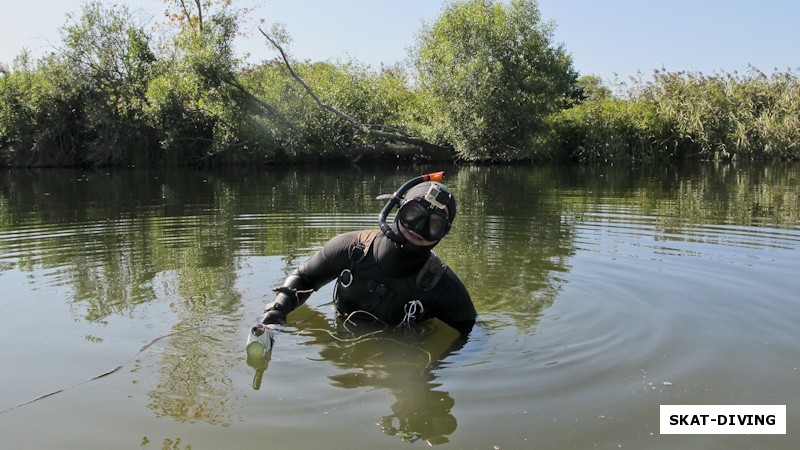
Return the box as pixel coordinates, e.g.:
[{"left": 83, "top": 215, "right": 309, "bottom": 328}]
[{"left": 257, "top": 308, "right": 286, "bottom": 326}]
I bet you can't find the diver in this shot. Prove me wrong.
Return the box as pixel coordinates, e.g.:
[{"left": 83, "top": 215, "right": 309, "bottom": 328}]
[{"left": 251, "top": 172, "right": 476, "bottom": 340}]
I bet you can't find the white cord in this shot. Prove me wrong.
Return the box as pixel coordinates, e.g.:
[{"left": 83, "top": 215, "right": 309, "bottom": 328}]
[
  {"left": 343, "top": 309, "right": 387, "bottom": 331},
  {"left": 397, "top": 300, "right": 424, "bottom": 329}
]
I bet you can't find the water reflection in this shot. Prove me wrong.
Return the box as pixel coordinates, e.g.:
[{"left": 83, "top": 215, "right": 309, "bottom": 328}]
[
  {"left": 278, "top": 308, "right": 468, "bottom": 445},
  {"left": 146, "top": 323, "right": 236, "bottom": 426},
  {"left": 142, "top": 266, "right": 244, "bottom": 425}
]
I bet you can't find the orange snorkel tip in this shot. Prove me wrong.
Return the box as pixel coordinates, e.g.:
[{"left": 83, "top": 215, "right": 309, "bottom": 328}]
[{"left": 423, "top": 171, "right": 445, "bottom": 182}]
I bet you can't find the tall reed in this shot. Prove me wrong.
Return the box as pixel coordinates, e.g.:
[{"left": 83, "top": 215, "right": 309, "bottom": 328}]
[{"left": 544, "top": 68, "right": 800, "bottom": 162}]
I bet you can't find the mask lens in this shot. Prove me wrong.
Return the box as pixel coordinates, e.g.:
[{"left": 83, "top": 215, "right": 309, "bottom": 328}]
[
  {"left": 398, "top": 201, "right": 450, "bottom": 241},
  {"left": 399, "top": 201, "right": 428, "bottom": 224},
  {"left": 427, "top": 212, "right": 450, "bottom": 240}
]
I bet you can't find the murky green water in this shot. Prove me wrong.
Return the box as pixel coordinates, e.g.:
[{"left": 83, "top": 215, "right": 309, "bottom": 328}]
[{"left": 1, "top": 163, "right": 798, "bottom": 449}]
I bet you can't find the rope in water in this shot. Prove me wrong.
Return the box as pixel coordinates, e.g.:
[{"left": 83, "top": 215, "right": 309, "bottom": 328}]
[{"left": 0, "top": 326, "right": 201, "bottom": 416}]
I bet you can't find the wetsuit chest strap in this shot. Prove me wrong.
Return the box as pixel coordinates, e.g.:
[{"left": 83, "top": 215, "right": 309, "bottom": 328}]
[
  {"left": 347, "top": 229, "right": 446, "bottom": 292},
  {"left": 349, "top": 230, "right": 381, "bottom": 268},
  {"left": 416, "top": 252, "right": 447, "bottom": 291}
]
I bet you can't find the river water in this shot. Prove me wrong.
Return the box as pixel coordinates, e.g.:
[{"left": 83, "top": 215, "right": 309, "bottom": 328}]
[{"left": 0, "top": 163, "right": 798, "bottom": 449}]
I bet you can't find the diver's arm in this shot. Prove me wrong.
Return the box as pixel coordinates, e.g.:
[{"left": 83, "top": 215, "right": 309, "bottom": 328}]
[
  {"left": 259, "top": 231, "right": 358, "bottom": 324},
  {"left": 444, "top": 319, "right": 475, "bottom": 338},
  {"left": 429, "top": 268, "right": 477, "bottom": 338},
  {"left": 428, "top": 318, "right": 476, "bottom": 372},
  {"left": 431, "top": 273, "right": 477, "bottom": 369},
  {"left": 258, "top": 270, "right": 316, "bottom": 324}
]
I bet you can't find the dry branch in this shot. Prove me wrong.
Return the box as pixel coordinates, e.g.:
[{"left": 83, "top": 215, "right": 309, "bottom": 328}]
[{"left": 257, "top": 27, "right": 447, "bottom": 152}]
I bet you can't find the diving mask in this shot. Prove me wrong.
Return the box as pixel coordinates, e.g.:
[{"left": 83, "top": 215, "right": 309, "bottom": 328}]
[{"left": 397, "top": 183, "right": 452, "bottom": 241}]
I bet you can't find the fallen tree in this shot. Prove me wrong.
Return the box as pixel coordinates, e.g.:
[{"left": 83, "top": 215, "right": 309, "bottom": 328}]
[{"left": 250, "top": 27, "right": 453, "bottom": 161}]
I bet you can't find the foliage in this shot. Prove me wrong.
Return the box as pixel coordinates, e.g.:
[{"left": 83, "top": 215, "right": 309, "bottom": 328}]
[
  {"left": 0, "top": 3, "right": 158, "bottom": 166},
  {"left": 643, "top": 68, "right": 800, "bottom": 160},
  {"left": 412, "top": 0, "right": 579, "bottom": 161},
  {"left": 239, "top": 59, "right": 423, "bottom": 160},
  {"left": 1, "top": 53, "right": 74, "bottom": 166},
  {"left": 60, "top": 2, "right": 159, "bottom": 164},
  {"left": 162, "top": 0, "right": 260, "bottom": 35},
  {"left": 544, "top": 68, "right": 800, "bottom": 162},
  {"left": 576, "top": 75, "right": 611, "bottom": 101},
  {"left": 144, "top": 6, "right": 251, "bottom": 164},
  {"left": 0, "top": 1, "right": 266, "bottom": 167},
  {"left": 538, "top": 97, "right": 658, "bottom": 162}
]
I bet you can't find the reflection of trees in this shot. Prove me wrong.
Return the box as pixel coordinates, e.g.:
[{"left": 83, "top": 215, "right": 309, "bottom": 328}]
[
  {"left": 438, "top": 165, "right": 577, "bottom": 322},
  {"left": 286, "top": 308, "right": 467, "bottom": 445},
  {"left": 0, "top": 168, "right": 353, "bottom": 320},
  {"left": 146, "top": 327, "right": 235, "bottom": 426},
  {"left": 562, "top": 162, "right": 800, "bottom": 246},
  {"left": 145, "top": 266, "right": 241, "bottom": 425},
  {"left": 436, "top": 162, "right": 799, "bottom": 324}
]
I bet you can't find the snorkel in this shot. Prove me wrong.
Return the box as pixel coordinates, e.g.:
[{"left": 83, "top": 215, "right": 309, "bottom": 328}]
[{"left": 378, "top": 171, "right": 445, "bottom": 245}]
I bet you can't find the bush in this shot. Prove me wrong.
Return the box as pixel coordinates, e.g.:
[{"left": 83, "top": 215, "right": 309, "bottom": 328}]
[
  {"left": 0, "top": 3, "right": 158, "bottom": 167},
  {"left": 412, "top": 0, "right": 579, "bottom": 161},
  {"left": 240, "top": 59, "right": 426, "bottom": 160},
  {"left": 543, "top": 68, "right": 800, "bottom": 162}
]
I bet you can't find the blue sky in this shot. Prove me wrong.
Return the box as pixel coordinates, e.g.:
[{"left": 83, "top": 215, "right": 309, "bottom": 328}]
[{"left": 2, "top": 0, "right": 798, "bottom": 83}]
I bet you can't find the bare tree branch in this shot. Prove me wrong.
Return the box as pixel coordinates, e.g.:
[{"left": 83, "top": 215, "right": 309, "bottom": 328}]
[
  {"left": 257, "top": 27, "right": 448, "bottom": 152},
  {"left": 258, "top": 28, "right": 366, "bottom": 132},
  {"left": 193, "top": 0, "right": 203, "bottom": 32},
  {"left": 178, "top": 0, "right": 192, "bottom": 27}
]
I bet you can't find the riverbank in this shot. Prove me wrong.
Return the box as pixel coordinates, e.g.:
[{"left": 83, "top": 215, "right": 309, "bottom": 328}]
[{"left": 2, "top": 1, "right": 798, "bottom": 168}]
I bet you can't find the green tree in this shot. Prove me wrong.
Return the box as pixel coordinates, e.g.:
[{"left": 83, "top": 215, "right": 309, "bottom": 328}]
[
  {"left": 145, "top": 0, "right": 267, "bottom": 164},
  {"left": 0, "top": 2, "right": 158, "bottom": 166},
  {"left": 413, "top": 0, "right": 579, "bottom": 161},
  {"left": 60, "top": 2, "right": 158, "bottom": 164},
  {"left": 576, "top": 75, "right": 611, "bottom": 102}
]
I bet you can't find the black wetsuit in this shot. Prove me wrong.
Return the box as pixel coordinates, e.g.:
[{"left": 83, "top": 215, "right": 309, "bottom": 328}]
[{"left": 268, "top": 230, "right": 476, "bottom": 335}]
